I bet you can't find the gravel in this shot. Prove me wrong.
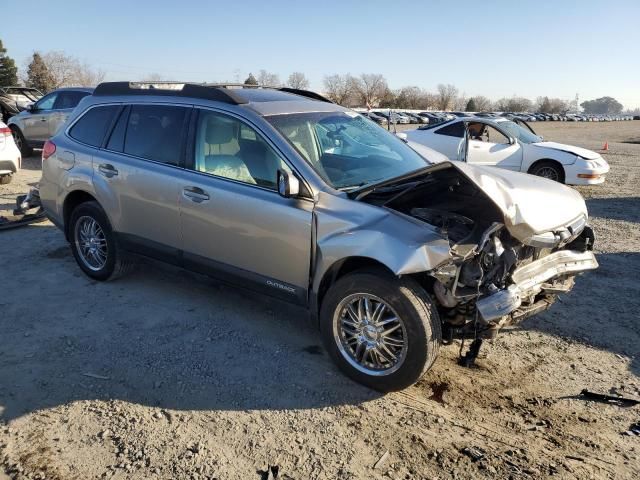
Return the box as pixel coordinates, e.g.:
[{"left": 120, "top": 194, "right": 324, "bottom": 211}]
[{"left": 1, "top": 121, "right": 639, "bottom": 479}]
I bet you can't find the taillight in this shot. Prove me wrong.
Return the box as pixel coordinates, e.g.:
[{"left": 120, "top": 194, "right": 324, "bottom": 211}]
[
  {"left": 0, "top": 127, "right": 10, "bottom": 135},
  {"left": 43, "top": 140, "right": 56, "bottom": 160}
]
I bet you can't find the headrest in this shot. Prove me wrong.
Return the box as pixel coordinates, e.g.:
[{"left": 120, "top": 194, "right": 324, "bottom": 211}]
[{"left": 205, "top": 117, "right": 234, "bottom": 144}]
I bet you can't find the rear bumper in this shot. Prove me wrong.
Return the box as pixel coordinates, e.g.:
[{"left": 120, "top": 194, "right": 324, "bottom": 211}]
[{"left": 476, "top": 249, "right": 598, "bottom": 322}]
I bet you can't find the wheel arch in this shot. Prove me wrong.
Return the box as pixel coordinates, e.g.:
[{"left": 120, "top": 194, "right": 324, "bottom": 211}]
[
  {"left": 62, "top": 190, "right": 100, "bottom": 240},
  {"left": 527, "top": 158, "right": 566, "bottom": 182},
  {"left": 312, "top": 256, "right": 398, "bottom": 326}
]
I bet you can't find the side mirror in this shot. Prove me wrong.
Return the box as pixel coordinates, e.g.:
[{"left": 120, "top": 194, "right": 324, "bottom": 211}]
[
  {"left": 277, "top": 169, "right": 300, "bottom": 198},
  {"left": 24, "top": 103, "right": 34, "bottom": 112}
]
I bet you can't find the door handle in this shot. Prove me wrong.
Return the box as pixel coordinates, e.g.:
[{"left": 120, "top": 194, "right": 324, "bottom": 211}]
[
  {"left": 40, "top": 118, "right": 47, "bottom": 122},
  {"left": 98, "top": 163, "right": 118, "bottom": 178},
  {"left": 182, "top": 186, "right": 210, "bottom": 203}
]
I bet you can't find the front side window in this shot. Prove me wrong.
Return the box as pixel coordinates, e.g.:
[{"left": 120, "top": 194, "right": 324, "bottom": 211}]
[
  {"left": 267, "top": 111, "right": 428, "bottom": 190},
  {"left": 69, "top": 105, "right": 120, "bottom": 147},
  {"left": 193, "top": 110, "right": 289, "bottom": 189},
  {"left": 467, "top": 122, "right": 510, "bottom": 144},
  {"left": 123, "top": 105, "right": 187, "bottom": 165},
  {"left": 35, "top": 93, "right": 58, "bottom": 111},
  {"left": 53, "top": 91, "right": 91, "bottom": 110},
  {"left": 497, "top": 120, "right": 541, "bottom": 144}
]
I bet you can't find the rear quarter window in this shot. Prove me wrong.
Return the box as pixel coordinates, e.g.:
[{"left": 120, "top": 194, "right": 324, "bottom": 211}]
[
  {"left": 69, "top": 105, "right": 120, "bottom": 147},
  {"left": 435, "top": 122, "right": 464, "bottom": 138}
]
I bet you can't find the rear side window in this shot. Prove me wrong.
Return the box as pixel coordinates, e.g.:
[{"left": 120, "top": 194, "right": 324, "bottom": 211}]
[
  {"left": 123, "top": 105, "right": 187, "bottom": 165},
  {"left": 53, "top": 91, "right": 91, "bottom": 110},
  {"left": 435, "top": 121, "right": 464, "bottom": 138},
  {"left": 69, "top": 105, "right": 120, "bottom": 147}
]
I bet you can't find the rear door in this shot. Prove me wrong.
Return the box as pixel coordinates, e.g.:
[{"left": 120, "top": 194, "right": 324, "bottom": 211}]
[
  {"left": 92, "top": 103, "right": 190, "bottom": 262},
  {"left": 49, "top": 90, "right": 91, "bottom": 136},
  {"left": 179, "top": 108, "right": 313, "bottom": 304},
  {"left": 465, "top": 121, "right": 522, "bottom": 170}
]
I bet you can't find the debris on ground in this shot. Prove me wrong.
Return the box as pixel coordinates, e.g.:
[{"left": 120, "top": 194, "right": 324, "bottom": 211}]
[
  {"left": 460, "top": 446, "right": 485, "bottom": 462},
  {"left": 579, "top": 389, "right": 640, "bottom": 407},
  {"left": 622, "top": 422, "right": 640, "bottom": 436},
  {"left": 373, "top": 450, "right": 390, "bottom": 469}
]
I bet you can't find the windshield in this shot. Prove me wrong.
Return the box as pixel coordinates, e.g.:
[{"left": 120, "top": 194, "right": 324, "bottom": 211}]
[
  {"left": 266, "top": 111, "right": 429, "bottom": 190},
  {"left": 497, "top": 120, "right": 541, "bottom": 144}
]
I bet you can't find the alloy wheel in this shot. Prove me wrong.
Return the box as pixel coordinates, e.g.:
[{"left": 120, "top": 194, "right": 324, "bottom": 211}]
[
  {"left": 536, "top": 166, "right": 560, "bottom": 181},
  {"left": 333, "top": 293, "right": 408, "bottom": 376},
  {"left": 74, "top": 216, "right": 108, "bottom": 271}
]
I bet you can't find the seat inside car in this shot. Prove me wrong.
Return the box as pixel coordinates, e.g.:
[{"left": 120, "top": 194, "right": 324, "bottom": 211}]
[{"left": 198, "top": 116, "right": 256, "bottom": 185}]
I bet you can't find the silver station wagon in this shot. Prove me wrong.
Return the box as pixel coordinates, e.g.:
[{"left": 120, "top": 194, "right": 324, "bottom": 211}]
[{"left": 39, "top": 82, "right": 598, "bottom": 391}]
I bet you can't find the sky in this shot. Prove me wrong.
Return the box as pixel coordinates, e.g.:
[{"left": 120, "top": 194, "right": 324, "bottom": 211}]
[{"left": 3, "top": 0, "right": 640, "bottom": 109}]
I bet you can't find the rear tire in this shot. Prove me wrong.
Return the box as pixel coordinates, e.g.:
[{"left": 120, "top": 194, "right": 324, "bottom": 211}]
[
  {"left": 69, "top": 201, "right": 132, "bottom": 281},
  {"left": 529, "top": 160, "right": 565, "bottom": 183},
  {"left": 10, "top": 126, "right": 33, "bottom": 157},
  {"left": 320, "top": 269, "right": 441, "bottom": 391},
  {"left": 0, "top": 175, "right": 11, "bottom": 185}
]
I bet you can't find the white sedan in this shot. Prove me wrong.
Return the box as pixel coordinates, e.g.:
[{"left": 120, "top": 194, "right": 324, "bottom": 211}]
[
  {"left": 0, "top": 121, "right": 21, "bottom": 185},
  {"left": 404, "top": 116, "right": 609, "bottom": 185}
]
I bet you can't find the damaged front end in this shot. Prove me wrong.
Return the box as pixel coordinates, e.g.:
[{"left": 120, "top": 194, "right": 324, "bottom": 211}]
[{"left": 354, "top": 161, "right": 598, "bottom": 343}]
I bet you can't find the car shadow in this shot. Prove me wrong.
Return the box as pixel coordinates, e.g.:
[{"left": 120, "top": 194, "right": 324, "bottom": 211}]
[
  {"left": 0, "top": 224, "right": 380, "bottom": 422},
  {"left": 585, "top": 197, "right": 640, "bottom": 223},
  {"left": 18, "top": 153, "right": 42, "bottom": 171},
  {"left": 519, "top": 251, "right": 640, "bottom": 378}
]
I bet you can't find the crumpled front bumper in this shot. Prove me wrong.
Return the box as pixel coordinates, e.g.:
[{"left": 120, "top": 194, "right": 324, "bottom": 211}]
[{"left": 476, "top": 249, "right": 598, "bottom": 322}]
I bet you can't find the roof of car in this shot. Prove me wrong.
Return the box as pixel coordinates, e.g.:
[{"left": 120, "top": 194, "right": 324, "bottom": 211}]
[
  {"left": 91, "top": 82, "right": 344, "bottom": 117},
  {"left": 42, "top": 87, "right": 94, "bottom": 92}
]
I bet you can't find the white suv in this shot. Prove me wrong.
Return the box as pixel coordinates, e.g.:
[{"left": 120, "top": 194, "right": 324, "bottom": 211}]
[{"left": 0, "top": 121, "right": 21, "bottom": 184}]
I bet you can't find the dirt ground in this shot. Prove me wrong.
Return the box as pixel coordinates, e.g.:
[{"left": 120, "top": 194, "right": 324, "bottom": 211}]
[{"left": 1, "top": 121, "right": 639, "bottom": 480}]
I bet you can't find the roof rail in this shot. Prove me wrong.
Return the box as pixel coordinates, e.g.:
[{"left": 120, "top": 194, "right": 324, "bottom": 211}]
[
  {"left": 278, "top": 87, "right": 334, "bottom": 104},
  {"left": 92, "top": 82, "right": 248, "bottom": 105}
]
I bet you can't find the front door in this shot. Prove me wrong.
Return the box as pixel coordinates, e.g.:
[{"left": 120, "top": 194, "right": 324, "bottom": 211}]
[
  {"left": 466, "top": 121, "right": 522, "bottom": 170},
  {"left": 179, "top": 108, "right": 313, "bottom": 304},
  {"left": 23, "top": 91, "right": 58, "bottom": 142}
]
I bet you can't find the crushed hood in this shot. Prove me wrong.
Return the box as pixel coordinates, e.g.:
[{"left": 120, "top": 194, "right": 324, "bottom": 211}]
[
  {"left": 533, "top": 141, "right": 600, "bottom": 160},
  {"left": 451, "top": 162, "right": 587, "bottom": 239},
  {"left": 355, "top": 161, "right": 588, "bottom": 242}
]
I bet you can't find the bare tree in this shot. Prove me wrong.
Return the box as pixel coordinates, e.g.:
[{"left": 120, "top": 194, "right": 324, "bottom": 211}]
[
  {"left": 494, "top": 96, "right": 533, "bottom": 112},
  {"left": 257, "top": 69, "right": 281, "bottom": 87},
  {"left": 286, "top": 72, "right": 309, "bottom": 89},
  {"left": 471, "top": 95, "right": 493, "bottom": 111},
  {"left": 436, "top": 84, "right": 459, "bottom": 110},
  {"left": 43, "top": 51, "right": 105, "bottom": 88},
  {"left": 454, "top": 93, "right": 468, "bottom": 111},
  {"left": 352, "top": 73, "right": 388, "bottom": 108},
  {"left": 322, "top": 74, "right": 354, "bottom": 105}
]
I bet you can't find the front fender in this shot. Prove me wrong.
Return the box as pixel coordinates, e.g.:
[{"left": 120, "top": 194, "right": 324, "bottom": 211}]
[{"left": 311, "top": 192, "right": 451, "bottom": 295}]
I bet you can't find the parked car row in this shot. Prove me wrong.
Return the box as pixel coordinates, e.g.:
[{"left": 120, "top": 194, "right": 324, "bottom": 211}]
[
  {"left": 360, "top": 109, "right": 636, "bottom": 127},
  {"left": 487, "top": 112, "right": 634, "bottom": 122}
]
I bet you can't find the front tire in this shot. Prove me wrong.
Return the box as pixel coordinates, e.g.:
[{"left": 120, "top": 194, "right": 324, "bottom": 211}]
[
  {"left": 0, "top": 174, "right": 11, "bottom": 185},
  {"left": 320, "top": 270, "right": 441, "bottom": 391},
  {"left": 69, "top": 201, "right": 132, "bottom": 281},
  {"left": 530, "top": 160, "right": 565, "bottom": 183}
]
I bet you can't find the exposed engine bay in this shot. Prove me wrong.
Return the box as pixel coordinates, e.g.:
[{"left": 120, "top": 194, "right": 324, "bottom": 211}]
[{"left": 356, "top": 164, "right": 597, "bottom": 355}]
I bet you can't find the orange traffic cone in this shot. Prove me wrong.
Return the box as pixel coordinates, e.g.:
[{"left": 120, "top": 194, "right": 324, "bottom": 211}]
[{"left": 602, "top": 141, "right": 609, "bottom": 151}]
